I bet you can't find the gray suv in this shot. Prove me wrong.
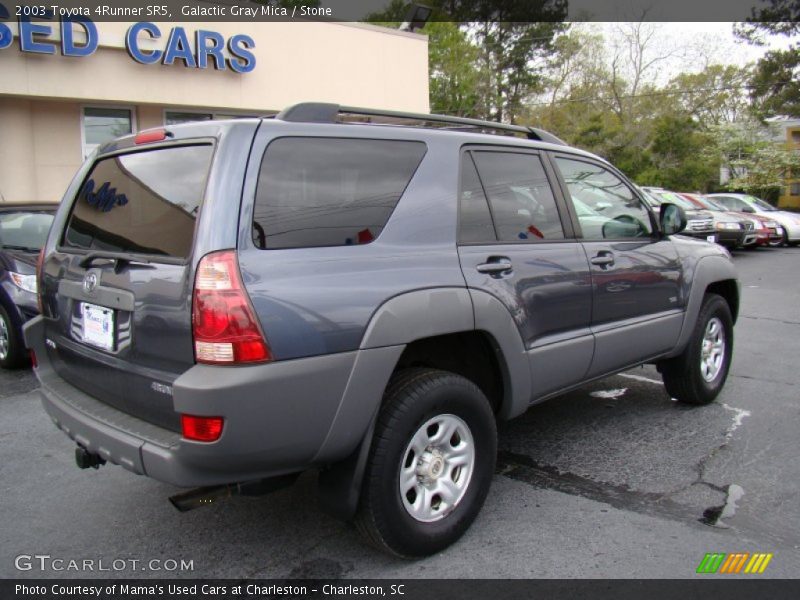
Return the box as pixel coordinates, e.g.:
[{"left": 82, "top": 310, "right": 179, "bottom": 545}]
[{"left": 25, "top": 103, "right": 739, "bottom": 557}]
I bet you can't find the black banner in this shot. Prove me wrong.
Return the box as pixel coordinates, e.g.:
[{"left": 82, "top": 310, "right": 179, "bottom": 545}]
[
  {"left": 0, "top": 0, "right": 796, "bottom": 23},
  {"left": 3, "top": 579, "right": 800, "bottom": 600}
]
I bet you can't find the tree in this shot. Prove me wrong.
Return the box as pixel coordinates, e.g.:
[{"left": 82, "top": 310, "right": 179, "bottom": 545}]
[
  {"left": 710, "top": 119, "right": 800, "bottom": 199},
  {"left": 367, "top": 1, "right": 567, "bottom": 122},
  {"left": 665, "top": 64, "right": 753, "bottom": 126},
  {"left": 426, "top": 22, "right": 485, "bottom": 117},
  {"left": 736, "top": 1, "right": 800, "bottom": 117},
  {"left": 637, "top": 116, "right": 718, "bottom": 191}
]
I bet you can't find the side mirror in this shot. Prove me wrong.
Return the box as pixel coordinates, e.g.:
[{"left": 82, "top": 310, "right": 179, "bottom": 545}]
[{"left": 659, "top": 203, "right": 687, "bottom": 236}]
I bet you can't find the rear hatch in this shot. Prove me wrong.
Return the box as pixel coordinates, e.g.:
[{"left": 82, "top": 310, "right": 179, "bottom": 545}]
[{"left": 40, "top": 141, "right": 214, "bottom": 432}]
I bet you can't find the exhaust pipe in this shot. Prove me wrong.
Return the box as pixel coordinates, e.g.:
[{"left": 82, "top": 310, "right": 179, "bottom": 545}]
[
  {"left": 169, "top": 474, "right": 299, "bottom": 512},
  {"left": 75, "top": 446, "right": 106, "bottom": 470},
  {"left": 169, "top": 485, "right": 235, "bottom": 512}
]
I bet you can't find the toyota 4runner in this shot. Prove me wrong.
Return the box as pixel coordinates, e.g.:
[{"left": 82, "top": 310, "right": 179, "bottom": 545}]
[{"left": 25, "top": 103, "right": 739, "bottom": 557}]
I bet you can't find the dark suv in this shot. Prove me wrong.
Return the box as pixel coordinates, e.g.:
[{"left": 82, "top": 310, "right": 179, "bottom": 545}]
[
  {"left": 25, "top": 104, "right": 739, "bottom": 557},
  {"left": 0, "top": 203, "right": 57, "bottom": 368}
]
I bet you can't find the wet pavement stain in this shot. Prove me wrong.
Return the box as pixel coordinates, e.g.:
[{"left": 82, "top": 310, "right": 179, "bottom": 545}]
[
  {"left": 496, "top": 450, "right": 703, "bottom": 526},
  {"left": 700, "top": 484, "right": 745, "bottom": 528}
]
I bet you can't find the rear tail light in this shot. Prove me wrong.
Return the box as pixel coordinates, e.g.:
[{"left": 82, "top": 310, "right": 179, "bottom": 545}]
[
  {"left": 36, "top": 248, "right": 44, "bottom": 315},
  {"left": 181, "top": 414, "right": 224, "bottom": 442},
  {"left": 192, "top": 250, "right": 271, "bottom": 365},
  {"left": 30, "top": 350, "right": 37, "bottom": 369}
]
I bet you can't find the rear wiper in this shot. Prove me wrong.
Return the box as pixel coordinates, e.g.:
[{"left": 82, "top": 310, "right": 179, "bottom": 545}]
[
  {"left": 1, "top": 244, "right": 40, "bottom": 253},
  {"left": 79, "top": 252, "right": 152, "bottom": 271}
]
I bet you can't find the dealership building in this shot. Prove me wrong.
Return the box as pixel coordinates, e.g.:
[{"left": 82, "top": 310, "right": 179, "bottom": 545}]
[{"left": 0, "top": 16, "right": 429, "bottom": 203}]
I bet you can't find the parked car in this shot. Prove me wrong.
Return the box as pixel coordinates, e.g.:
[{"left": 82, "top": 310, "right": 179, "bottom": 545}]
[
  {"left": 24, "top": 104, "right": 739, "bottom": 557},
  {"left": 679, "top": 193, "right": 782, "bottom": 248},
  {"left": 675, "top": 193, "right": 748, "bottom": 249},
  {"left": 0, "top": 203, "right": 57, "bottom": 368},
  {"left": 639, "top": 187, "right": 719, "bottom": 243},
  {"left": 707, "top": 193, "right": 800, "bottom": 246}
]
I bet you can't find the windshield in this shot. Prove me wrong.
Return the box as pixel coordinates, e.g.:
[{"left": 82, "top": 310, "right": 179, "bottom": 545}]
[
  {"left": 654, "top": 191, "right": 697, "bottom": 211},
  {"left": 0, "top": 211, "right": 55, "bottom": 251},
  {"left": 744, "top": 195, "right": 777, "bottom": 211},
  {"left": 693, "top": 197, "right": 723, "bottom": 211}
]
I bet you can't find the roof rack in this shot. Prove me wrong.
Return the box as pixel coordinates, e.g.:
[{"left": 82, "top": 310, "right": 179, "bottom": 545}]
[{"left": 274, "top": 102, "right": 566, "bottom": 145}]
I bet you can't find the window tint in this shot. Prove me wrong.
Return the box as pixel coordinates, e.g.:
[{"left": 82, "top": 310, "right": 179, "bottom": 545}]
[
  {"left": 471, "top": 152, "right": 564, "bottom": 242},
  {"left": 253, "top": 138, "right": 425, "bottom": 249},
  {"left": 63, "top": 145, "right": 212, "bottom": 258},
  {"left": 459, "top": 154, "right": 495, "bottom": 243},
  {"left": 555, "top": 157, "right": 652, "bottom": 240}
]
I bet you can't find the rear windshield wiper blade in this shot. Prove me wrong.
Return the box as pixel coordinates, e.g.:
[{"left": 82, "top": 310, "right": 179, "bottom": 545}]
[
  {"left": 79, "top": 252, "right": 153, "bottom": 270},
  {"left": 1, "top": 244, "right": 41, "bottom": 253}
]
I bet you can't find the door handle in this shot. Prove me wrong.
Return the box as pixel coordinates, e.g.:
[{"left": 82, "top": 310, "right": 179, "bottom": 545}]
[
  {"left": 476, "top": 258, "right": 513, "bottom": 275},
  {"left": 590, "top": 252, "right": 615, "bottom": 268}
]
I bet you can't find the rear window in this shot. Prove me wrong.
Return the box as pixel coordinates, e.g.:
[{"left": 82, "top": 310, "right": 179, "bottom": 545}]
[
  {"left": 252, "top": 138, "right": 426, "bottom": 249},
  {"left": 62, "top": 145, "right": 213, "bottom": 259},
  {"left": 0, "top": 211, "right": 54, "bottom": 251}
]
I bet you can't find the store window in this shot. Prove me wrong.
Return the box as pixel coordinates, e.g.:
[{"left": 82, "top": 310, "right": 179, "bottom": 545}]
[
  {"left": 165, "top": 111, "right": 261, "bottom": 126},
  {"left": 165, "top": 111, "right": 213, "bottom": 125},
  {"left": 790, "top": 182, "right": 800, "bottom": 197},
  {"left": 82, "top": 108, "right": 133, "bottom": 159}
]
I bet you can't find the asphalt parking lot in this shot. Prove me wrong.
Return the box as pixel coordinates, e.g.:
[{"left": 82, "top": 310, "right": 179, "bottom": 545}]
[{"left": 1, "top": 246, "right": 799, "bottom": 579}]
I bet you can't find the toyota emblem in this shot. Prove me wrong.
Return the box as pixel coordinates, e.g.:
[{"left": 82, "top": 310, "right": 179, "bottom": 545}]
[{"left": 83, "top": 272, "right": 98, "bottom": 294}]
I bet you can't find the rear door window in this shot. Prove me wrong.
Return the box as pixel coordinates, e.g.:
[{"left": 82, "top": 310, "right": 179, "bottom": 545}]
[
  {"left": 252, "top": 138, "right": 426, "bottom": 249},
  {"left": 63, "top": 145, "right": 213, "bottom": 259},
  {"left": 470, "top": 151, "right": 565, "bottom": 242}
]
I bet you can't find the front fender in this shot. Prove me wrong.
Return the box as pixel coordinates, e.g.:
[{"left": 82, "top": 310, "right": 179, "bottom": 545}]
[{"left": 667, "top": 254, "right": 739, "bottom": 358}]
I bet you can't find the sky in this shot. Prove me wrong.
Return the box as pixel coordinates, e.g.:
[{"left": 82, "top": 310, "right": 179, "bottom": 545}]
[{"left": 590, "top": 22, "right": 794, "bottom": 83}]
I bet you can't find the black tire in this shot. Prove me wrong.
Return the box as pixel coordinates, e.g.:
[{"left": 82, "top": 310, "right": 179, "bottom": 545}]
[
  {"left": 769, "top": 230, "right": 789, "bottom": 247},
  {"left": 660, "top": 294, "right": 733, "bottom": 405},
  {"left": 355, "top": 368, "right": 497, "bottom": 558},
  {"left": 0, "top": 304, "right": 28, "bottom": 369}
]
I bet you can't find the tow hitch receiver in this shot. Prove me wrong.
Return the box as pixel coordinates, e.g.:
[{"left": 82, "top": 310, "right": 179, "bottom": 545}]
[{"left": 75, "top": 446, "right": 106, "bottom": 470}]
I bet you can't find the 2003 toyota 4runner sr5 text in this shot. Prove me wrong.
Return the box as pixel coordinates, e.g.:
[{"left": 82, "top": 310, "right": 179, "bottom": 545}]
[{"left": 25, "top": 103, "right": 738, "bottom": 557}]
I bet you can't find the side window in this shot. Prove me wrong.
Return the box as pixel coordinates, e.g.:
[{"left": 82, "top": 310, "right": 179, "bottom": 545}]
[
  {"left": 471, "top": 151, "right": 565, "bottom": 242},
  {"left": 554, "top": 157, "right": 653, "bottom": 240},
  {"left": 458, "top": 154, "right": 496, "bottom": 243},
  {"left": 253, "top": 138, "right": 426, "bottom": 249}
]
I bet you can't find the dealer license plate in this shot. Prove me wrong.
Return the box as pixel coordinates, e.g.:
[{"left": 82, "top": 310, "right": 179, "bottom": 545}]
[{"left": 81, "top": 303, "right": 115, "bottom": 350}]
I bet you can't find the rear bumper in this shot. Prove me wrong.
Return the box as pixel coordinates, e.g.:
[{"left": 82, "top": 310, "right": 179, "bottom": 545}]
[{"left": 23, "top": 316, "right": 392, "bottom": 488}]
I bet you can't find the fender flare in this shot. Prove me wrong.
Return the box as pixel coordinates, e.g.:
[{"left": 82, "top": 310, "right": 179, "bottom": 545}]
[
  {"left": 667, "top": 254, "right": 739, "bottom": 358},
  {"left": 318, "top": 287, "right": 532, "bottom": 520}
]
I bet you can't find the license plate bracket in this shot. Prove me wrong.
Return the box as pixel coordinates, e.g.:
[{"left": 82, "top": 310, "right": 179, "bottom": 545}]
[{"left": 81, "top": 302, "right": 115, "bottom": 351}]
